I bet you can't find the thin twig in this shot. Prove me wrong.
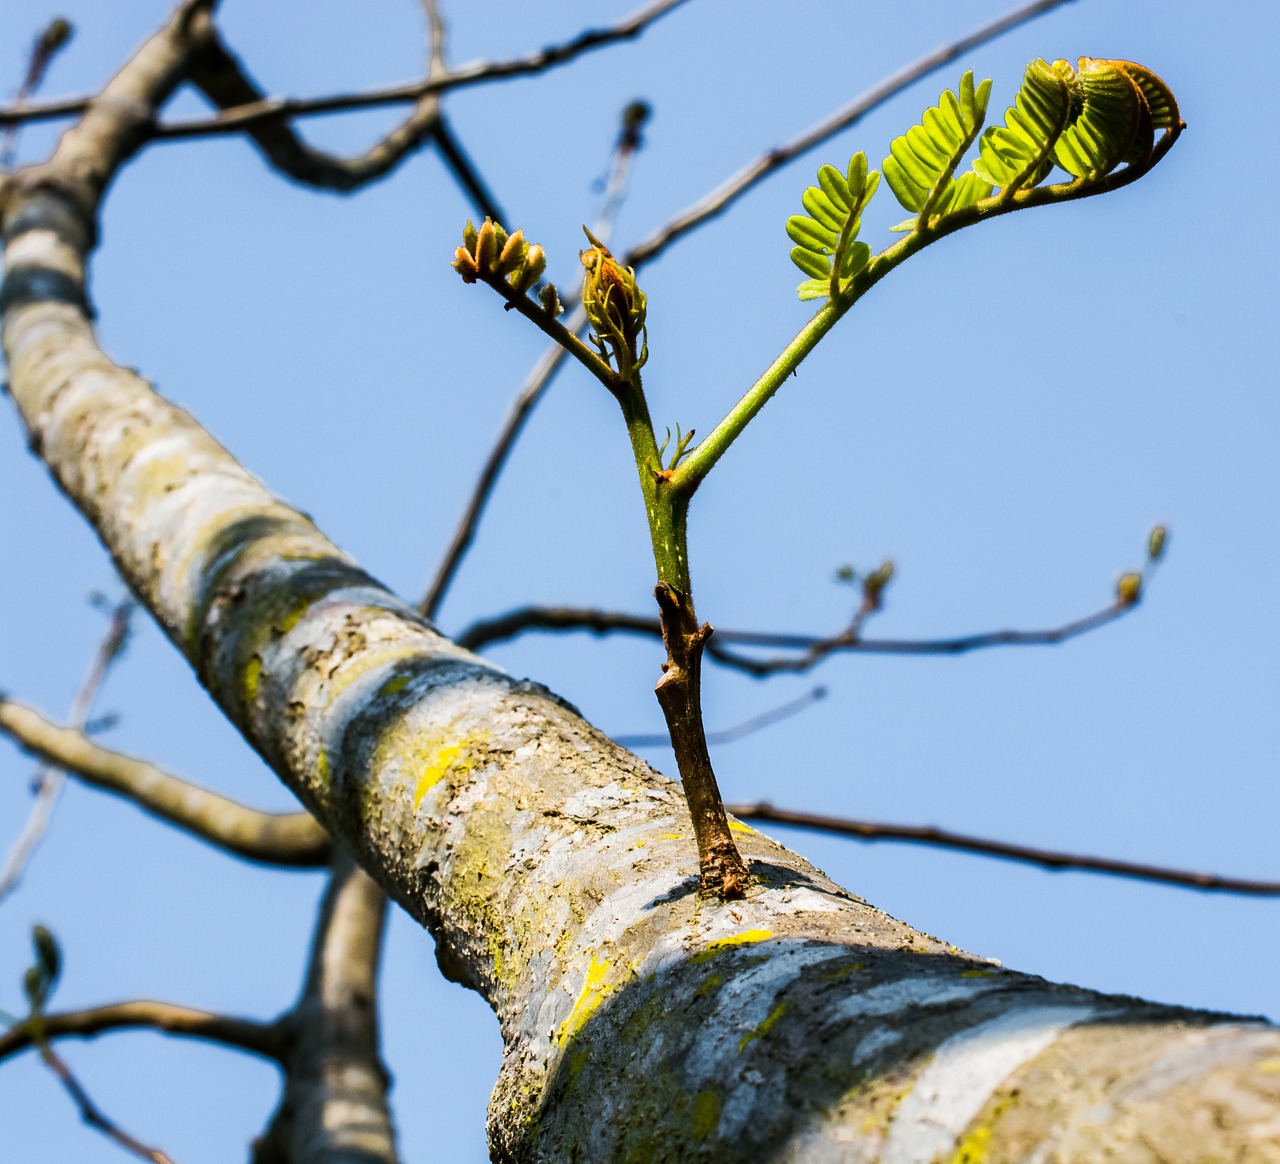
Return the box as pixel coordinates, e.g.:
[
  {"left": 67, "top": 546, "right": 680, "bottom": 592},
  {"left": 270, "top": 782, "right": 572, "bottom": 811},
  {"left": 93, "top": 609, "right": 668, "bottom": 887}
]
[
  {"left": 0, "top": 0, "right": 685, "bottom": 134},
  {"left": 432, "top": 114, "right": 506, "bottom": 223},
  {"left": 727, "top": 803, "right": 1280, "bottom": 896},
  {"left": 615, "top": 684, "right": 826, "bottom": 748},
  {"left": 0, "top": 600, "right": 134, "bottom": 902},
  {"left": 0, "top": 1001, "right": 284, "bottom": 1063},
  {"left": 37, "top": 1044, "right": 178, "bottom": 1164},
  {"left": 0, "top": 698, "right": 331, "bottom": 867},
  {"left": 421, "top": 100, "right": 647, "bottom": 617},
  {"left": 454, "top": 599, "right": 1131, "bottom": 674},
  {"left": 624, "top": 0, "right": 1076, "bottom": 269},
  {"left": 160, "top": 0, "right": 687, "bottom": 139}
]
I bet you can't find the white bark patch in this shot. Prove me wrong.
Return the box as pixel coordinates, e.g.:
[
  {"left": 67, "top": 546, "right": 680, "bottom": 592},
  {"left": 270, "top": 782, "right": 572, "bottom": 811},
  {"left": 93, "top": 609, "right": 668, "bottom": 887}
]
[
  {"left": 883, "top": 1004, "right": 1097, "bottom": 1164},
  {"left": 823, "top": 973, "right": 1002, "bottom": 1028},
  {"left": 1122, "top": 1025, "right": 1278, "bottom": 1103}
]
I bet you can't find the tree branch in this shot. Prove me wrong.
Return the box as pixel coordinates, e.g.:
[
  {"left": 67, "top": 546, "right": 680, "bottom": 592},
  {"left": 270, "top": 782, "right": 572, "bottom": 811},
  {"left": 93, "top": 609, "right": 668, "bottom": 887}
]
[
  {"left": 453, "top": 598, "right": 1133, "bottom": 674},
  {"left": 35, "top": 1045, "right": 178, "bottom": 1164},
  {"left": 7, "top": 2, "right": 1279, "bottom": 1156},
  {"left": 161, "top": 0, "right": 687, "bottom": 141},
  {"left": 255, "top": 851, "right": 398, "bottom": 1164},
  {"left": 727, "top": 802, "right": 1280, "bottom": 897},
  {"left": 0, "top": 600, "right": 134, "bottom": 903},
  {"left": 623, "top": 0, "right": 1075, "bottom": 269},
  {"left": 614, "top": 685, "right": 826, "bottom": 748},
  {"left": 0, "top": 1000, "right": 284, "bottom": 1063},
  {"left": 0, "top": 698, "right": 331, "bottom": 867}
]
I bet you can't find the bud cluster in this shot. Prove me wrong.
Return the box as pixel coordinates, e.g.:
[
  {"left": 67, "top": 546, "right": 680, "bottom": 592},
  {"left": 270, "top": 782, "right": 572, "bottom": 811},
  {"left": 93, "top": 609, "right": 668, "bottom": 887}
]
[
  {"left": 580, "top": 227, "right": 648, "bottom": 383},
  {"left": 452, "top": 218, "right": 546, "bottom": 296}
]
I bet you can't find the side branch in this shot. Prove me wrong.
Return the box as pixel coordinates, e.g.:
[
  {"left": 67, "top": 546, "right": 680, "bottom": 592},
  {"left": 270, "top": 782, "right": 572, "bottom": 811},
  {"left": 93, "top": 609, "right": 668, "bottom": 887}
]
[
  {"left": 0, "top": 699, "right": 331, "bottom": 867},
  {"left": 0, "top": 1000, "right": 284, "bottom": 1063},
  {"left": 454, "top": 599, "right": 1133, "bottom": 674},
  {"left": 161, "top": 0, "right": 687, "bottom": 141},
  {"left": 728, "top": 803, "right": 1280, "bottom": 896}
]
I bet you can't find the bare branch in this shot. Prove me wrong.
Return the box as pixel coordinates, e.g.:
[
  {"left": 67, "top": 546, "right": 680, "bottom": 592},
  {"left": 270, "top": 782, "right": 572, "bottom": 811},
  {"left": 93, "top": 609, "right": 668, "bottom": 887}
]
[
  {"left": 432, "top": 114, "right": 505, "bottom": 223},
  {"left": 255, "top": 851, "right": 398, "bottom": 1164},
  {"left": 0, "top": 601, "right": 134, "bottom": 903},
  {"left": 615, "top": 685, "right": 826, "bottom": 748},
  {"left": 0, "top": 1001, "right": 284, "bottom": 1063},
  {"left": 155, "top": 0, "right": 688, "bottom": 141},
  {"left": 453, "top": 599, "right": 1132, "bottom": 674},
  {"left": 623, "top": 0, "right": 1076, "bottom": 269},
  {"left": 0, "top": 698, "right": 331, "bottom": 867},
  {"left": 727, "top": 802, "right": 1280, "bottom": 897},
  {"left": 36, "top": 1045, "right": 178, "bottom": 1164},
  {"left": 186, "top": 27, "right": 441, "bottom": 195}
]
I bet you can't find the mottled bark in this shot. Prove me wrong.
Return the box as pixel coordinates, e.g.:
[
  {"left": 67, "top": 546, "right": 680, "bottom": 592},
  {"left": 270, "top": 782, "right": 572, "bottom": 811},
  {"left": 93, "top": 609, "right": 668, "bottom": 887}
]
[{"left": 2, "top": 5, "right": 1279, "bottom": 1160}]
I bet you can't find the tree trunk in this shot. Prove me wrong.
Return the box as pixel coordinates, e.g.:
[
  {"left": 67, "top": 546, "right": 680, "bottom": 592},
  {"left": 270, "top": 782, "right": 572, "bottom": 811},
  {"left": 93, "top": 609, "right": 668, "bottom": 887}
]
[{"left": 4, "top": 180, "right": 1279, "bottom": 1161}]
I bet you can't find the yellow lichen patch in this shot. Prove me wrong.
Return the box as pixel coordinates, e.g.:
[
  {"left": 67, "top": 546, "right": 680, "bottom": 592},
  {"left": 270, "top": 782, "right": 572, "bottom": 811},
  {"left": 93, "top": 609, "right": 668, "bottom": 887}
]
[
  {"left": 659, "top": 832, "right": 683, "bottom": 841},
  {"left": 379, "top": 674, "right": 410, "bottom": 697},
  {"left": 691, "top": 928, "right": 772, "bottom": 964},
  {"left": 558, "top": 957, "right": 615, "bottom": 1046},
  {"left": 691, "top": 1090, "right": 722, "bottom": 1141},
  {"left": 947, "top": 1123, "right": 992, "bottom": 1164},
  {"left": 243, "top": 656, "right": 262, "bottom": 704},
  {"left": 739, "top": 1001, "right": 788, "bottom": 1051},
  {"left": 728, "top": 820, "right": 756, "bottom": 834},
  {"left": 316, "top": 749, "right": 329, "bottom": 780},
  {"left": 961, "top": 969, "right": 995, "bottom": 979},
  {"left": 323, "top": 646, "right": 422, "bottom": 709},
  {"left": 693, "top": 973, "right": 724, "bottom": 1000},
  {"left": 818, "top": 961, "right": 867, "bottom": 984},
  {"left": 412, "top": 733, "right": 486, "bottom": 808},
  {"left": 1260, "top": 1059, "right": 1280, "bottom": 1074},
  {"left": 947, "top": 1092, "right": 1016, "bottom": 1163}
]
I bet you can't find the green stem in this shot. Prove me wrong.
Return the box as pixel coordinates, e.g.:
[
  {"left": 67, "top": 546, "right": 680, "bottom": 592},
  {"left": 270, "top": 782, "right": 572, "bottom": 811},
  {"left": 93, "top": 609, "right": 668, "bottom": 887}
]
[{"left": 670, "top": 137, "right": 1179, "bottom": 497}]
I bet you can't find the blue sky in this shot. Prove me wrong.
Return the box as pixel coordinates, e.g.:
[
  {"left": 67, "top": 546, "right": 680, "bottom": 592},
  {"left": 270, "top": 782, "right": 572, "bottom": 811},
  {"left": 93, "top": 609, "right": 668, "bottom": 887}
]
[{"left": 2, "top": 2, "right": 1278, "bottom": 1160}]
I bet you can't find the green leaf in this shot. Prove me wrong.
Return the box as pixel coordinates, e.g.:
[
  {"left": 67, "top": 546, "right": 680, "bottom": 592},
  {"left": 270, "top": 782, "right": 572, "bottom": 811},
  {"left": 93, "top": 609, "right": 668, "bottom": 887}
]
[
  {"left": 790, "top": 246, "right": 831, "bottom": 280},
  {"left": 786, "top": 215, "right": 839, "bottom": 253},
  {"left": 787, "top": 151, "right": 879, "bottom": 300},
  {"left": 974, "top": 59, "right": 1071, "bottom": 193},
  {"left": 801, "top": 187, "right": 845, "bottom": 231},
  {"left": 883, "top": 70, "right": 991, "bottom": 226}
]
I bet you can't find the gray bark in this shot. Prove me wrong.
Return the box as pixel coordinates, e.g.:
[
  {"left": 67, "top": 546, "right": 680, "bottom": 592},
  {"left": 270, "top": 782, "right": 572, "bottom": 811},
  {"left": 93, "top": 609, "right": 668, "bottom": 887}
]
[{"left": 2, "top": 5, "right": 1279, "bottom": 1160}]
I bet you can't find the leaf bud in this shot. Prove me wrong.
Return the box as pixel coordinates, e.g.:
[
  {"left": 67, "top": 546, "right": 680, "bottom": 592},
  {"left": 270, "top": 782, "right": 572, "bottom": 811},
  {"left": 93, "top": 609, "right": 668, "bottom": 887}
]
[
  {"left": 32, "top": 924, "right": 60, "bottom": 988},
  {"left": 475, "top": 218, "right": 498, "bottom": 272},
  {"left": 539, "top": 282, "right": 562, "bottom": 317},
  {"left": 495, "top": 229, "right": 527, "bottom": 276},
  {"left": 452, "top": 245, "right": 480, "bottom": 283},
  {"left": 510, "top": 244, "right": 546, "bottom": 293},
  {"left": 1116, "top": 572, "right": 1142, "bottom": 606},
  {"left": 862, "top": 560, "right": 895, "bottom": 608},
  {"left": 580, "top": 226, "right": 648, "bottom": 380},
  {"left": 1147, "top": 524, "right": 1168, "bottom": 562}
]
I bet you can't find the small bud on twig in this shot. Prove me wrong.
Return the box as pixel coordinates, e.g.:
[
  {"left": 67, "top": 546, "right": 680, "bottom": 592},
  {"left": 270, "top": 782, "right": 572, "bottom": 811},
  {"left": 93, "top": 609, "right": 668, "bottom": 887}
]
[
  {"left": 1116, "top": 572, "right": 1143, "bottom": 606},
  {"left": 1147, "top": 524, "right": 1168, "bottom": 562}
]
